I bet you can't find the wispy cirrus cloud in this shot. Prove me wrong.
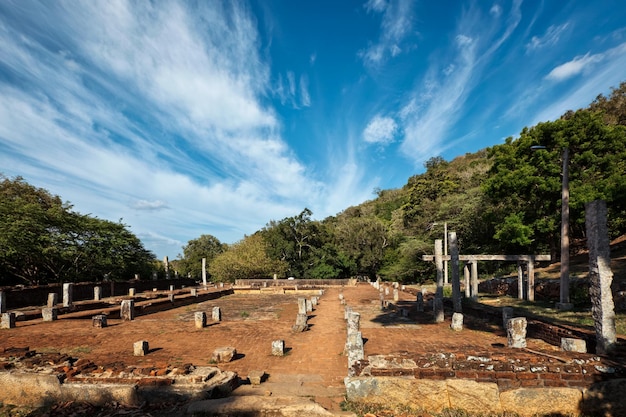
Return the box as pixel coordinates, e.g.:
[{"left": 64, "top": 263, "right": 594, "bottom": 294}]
[{"left": 526, "top": 23, "right": 570, "bottom": 52}]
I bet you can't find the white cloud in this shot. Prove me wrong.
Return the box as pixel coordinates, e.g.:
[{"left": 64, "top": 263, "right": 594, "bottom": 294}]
[
  {"left": 364, "top": 0, "right": 388, "bottom": 13},
  {"left": 363, "top": 115, "right": 398, "bottom": 145},
  {"left": 300, "top": 75, "right": 311, "bottom": 107},
  {"left": 360, "top": 0, "right": 414, "bottom": 66},
  {"left": 526, "top": 23, "right": 570, "bottom": 52},
  {"left": 545, "top": 53, "right": 604, "bottom": 81},
  {"left": 131, "top": 200, "right": 169, "bottom": 211}
]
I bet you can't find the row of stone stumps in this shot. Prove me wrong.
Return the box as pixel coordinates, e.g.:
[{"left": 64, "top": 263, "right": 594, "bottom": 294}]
[
  {"left": 342, "top": 290, "right": 365, "bottom": 377},
  {"left": 291, "top": 295, "right": 320, "bottom": 332}
]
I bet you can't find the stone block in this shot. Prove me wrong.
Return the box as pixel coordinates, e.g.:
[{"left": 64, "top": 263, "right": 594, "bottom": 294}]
[
  {"left": 93, "top": 286, "right": 102, "bottom": 301},
  {"left": 212, "top": 306, "right": 221, "bottom": 321},
  {"left": 133, "top": 340, "right": 149, "bottom": 356},
  {"left": 194, "top": 311, "right": 207, "bottom": 329},
  {"left": 129, "top": 288, "right": 136, "bottom": 297},
  {"left": 561, "top": 337, "right": 586, "bottom": 353},
  {"left": 92, "top": 314, "right": 107, "bottom": 328},
  {"left": 191, "top": 288, "right": 198, "bottom": 297},
  {"left": 1, "top": 312, "right": 16, "bottom": 329},
  {"left": 212, "top": 347, "right": 236, "bottom": 363},
  {"left": 42, "top": 307, "right": 58, "bottom": 322},
  {"left": 506, "top": 317, "right": 527, "bottom": 348},
  {"left": 62, "top": 283, "right": 73, "bottom": 307},
  {"left": 120, "top": 300, "right": 134, "bottom": 321},
  {"left": 292, "top": 313, "right": 308, "bottom": 332},
  {"left": 451, "top": 312, "right": 463, "bottom": 331},
  {"left": 168, "top": 294, "right": 175, "bottom": 302},
  {"left": 305, "top": 298, "right": 313, "bottom": 312},
  {"left": 47, "top": 293, "right": 58, "bottom": 308},
  {"left": 271, "top": 340, "right": 285, "bottom": 356},
  {"left": 297, "top": 298, "right": 307, "bottom": 315},
  {"left": 447, "top": 379, "right": 501, "bottom": 414},
  {"left": 248, "top": 370, "right": 265, "bottom": 385},
  {"left": 500, "top": 387, "right": 582, "bottom": 417}
]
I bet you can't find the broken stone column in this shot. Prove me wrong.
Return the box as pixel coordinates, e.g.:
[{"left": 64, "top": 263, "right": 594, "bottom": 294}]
[
  {"left": 120, "top": 300, "right": 134, "bottom": 321},
  {"left": 346, "top": 331, "right": 364, "bottom": 376},
  {"left": 344, "top": 305, "right": 352, "bottom": 320},
  {"left": 416, "top": 292, "right": 424, "bottom": 312},
  {"left": 134, "top": 340, "right": 149, "bottom": 356},
  {"left": 271, "top": 340, "right": 285, "bottom": 356},
  {"left": 585, "top": 199, "right": 617, "bottom": 354},
  {"left": 94, "top": 286, "right": 102, "bottom": 301},
  {"left": 449, "top": 231, "right": 462, "bottom": 313},
  {"left": 502, "top": 307, "right": 513, "bottom": 329},
  {"left": 0, "top": 291, "right": 5, "bottom": 313},
  {"left": 464, "top": 263, "right": 471, "bottom": 298},
  {"left": 1, "top": 312, "right": 16, "bottom": 329},
  {"left": 202, "top": 257, "right": 207, "bottom": 286},
  {"left": 506, "top": 317, "right": 527, "bottom": 348},
  {"left": 191, "top": 288, "right": 197, "bottom": 297},
  {"left": 561, "top": 337, "right": 586, "bottom": 353},
  {"left": 451, "top": 312, "right": 463, "bottom": 331},
  {"left": 305, "top": 298, "right": 313, "bottom": 313},
  {"left": 62, "top": 283, "right": 73, "bottom": 307},
  {"left": 347, "top": 311, "right": 360, "bottom": 335},
  {"left": 212, "top": 306, "right": 221, "bottom": 321},
  {"left": 168, "top": 293, "right": 175, "bottom": 302},
  {"left": 129, "top": 288, "right": 136, "bottom": 297},
  {"left": 434, "top": 239, "right": 444, "bottom": 323},
  {"left": 195, "top": 311, "right": 206, "bottom": 329},
  {"left": 47, "top": 293, "right": 58, "bottom": 308},
  {"left": 42, "top": 307, "right": 58, "bottom": 322},
  {"left": 393, "top": 288, "right": 399, "bottom": 302},
  {"left": 292, "top": 313, "right": 308, "bottom": 332},
  {"left": 297, "top": 298, "right": 307, "bottom": 315},
  {"left": 92, "top": 314, "right": 107, "bottom": 328},
  {"left": 212, "top": 347, "right": 236, "bottom": 363}
]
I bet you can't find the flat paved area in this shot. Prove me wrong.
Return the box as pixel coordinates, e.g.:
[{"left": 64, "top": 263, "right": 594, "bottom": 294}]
[{"left": 1, "top": 283, "right": 550, "bottom": 412}]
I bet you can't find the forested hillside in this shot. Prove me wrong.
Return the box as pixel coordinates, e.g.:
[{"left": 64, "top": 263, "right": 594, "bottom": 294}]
[{"left": 3, "top": 83, "right": 625, "bottom": 286}]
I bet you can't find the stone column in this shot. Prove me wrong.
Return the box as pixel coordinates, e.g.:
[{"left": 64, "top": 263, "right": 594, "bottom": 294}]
[
  {"left": 1, "top": 312, "right": 16, "bottom": 329},
  {"left": 434, "top": 239, "right": 444, "bottom": 323},
  {"left": 464, "top": 264, "right": 471, "bottom": 298},
  {"left": 195, "top": 311, "right": 206, "bottom": 329},
  {"left": 517, "top": 262, "right": 524, "bottom": 300},
  {"left": 134, "top": 341, "right": 149, "bottom": 356},
  {"left": 272, "top": 340, "right": 285, "bottom": 356},
  {"left": 347, "top": 311, "right": 360, "bottom": 335},
  {"left": 297, "top": 298, "right": 307, "bottom": 315},
  {"left": 42, "top": 307, "right": 58, "bottom": 321},
  {"left": 471, "top": 261, "right": 478, "bottom": 300},
  {"left": 292, "top": 313, "right": 308, "bottom": 332},
  {"left": 47, "top": 293, "right": 58, "bottom": 308},
  {"left": 392, "top": 288, "right": 399, "bottom": 302},
  {"left": 92, "top": 314, "right": 107, "bottom": 328},
  {"left": 0, "top": 291, "right": 5, "bottom": 313},
  {"left": 62, "top": 283, "right": 73, "bottom": 307},
  {"left": 527, "top": 259, "right": 535, "bottom": 302},
  {"left": 305, "top": 298, "right": 313, "bottom": 313},
  {"left": 120, "top": 300, "right": 134, "bottom": 321},
  {"left": 164, "top": 256, "right": 170, "bottom": 280},
  {"left": 129, "top": 288, "right": 135, "bottom": 297},
  {"left": 190, "top": 288, "right": 197, "bottom": 297},
  {"left": 202, "top": 257, "right": 207, "bottom": 286},
  {"left": 451, "top": 312, "right": 463, "bottom": 331},
  {"left": 212, "top": 306, "right": 221, "bottom": 321},
  {"left": 585, "top": 200, "right": 617, "bottom": 354},
  {"left": 506, "top": 317, "right": 527, "bottom": 348},
  {"left": 449, "top": 232, "right": 462, "bottom": 313}
]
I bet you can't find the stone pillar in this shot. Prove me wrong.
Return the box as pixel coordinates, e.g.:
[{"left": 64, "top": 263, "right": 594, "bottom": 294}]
[
  {"left": 471, "top": 261, "right": 478, "bottom": 300},
  {"left": 62, "top": 283, "right": 73, "bottom": 307},
  {"left": 464, "top": 264, "right": 471, "bottom": 298},
  {"left": 129, "top": 288, "right": 136, "bottom": 297},
  {"left": 134, "top": 340, "right": 149, "bottom": 356},
  {"left": 346, "top": 331, "right": 364, "bottom": 376},
  {"left": 451, "top": 312, "right": 463, "bottom": 331},
  {"left": 585, "top": 199, "right": 617, "bottom": 354},
  {"left": 42, "top": 307, "right": 58, "bottom": 321},
  {"left": 449, "top": 231, "right": 462, "bottom": 313},
  {"left": 120, "top": 300, "right": 134, "bottom": 321},
  {"left": 168, "top": 293, "right": 175, "bottom": 302},
  {"left": 212, "top": 306, "right": 221, "bottom": 321},
  {"left": 271, "top": 340, "right": 285, "bottom": 356},
  {"left": 527, "top": 259, "right": 535, "bottom": 302},
  {"left": 202, "top": 257, "right": 207, "bottom": 286},
  {"left": 191, "top": 288, "right": 197, "bottom": 297},
  {"left": 517, "top": 262, "right": 524, "bottom": 300},
  {"left": 434, "top": 239, "right": 444, "bottom": 323},
  {"left": 164, "top": 255, "right": 170, "bottom": 280},
  {"left": 47, "top": 293, "right": 58, "bottom": 308},
  {"left": 416, "top": 292, "right": 424, "bottom": 312},
  {"left": 92, "top": 314, "right": 107, "bottom": 328},
  {"left": 195, "top": 311, "right": 206, "bottom": 329},
  {"left": 347, "top": 311, "right": 360, "bottom": 335},
  {"left": 0, "top": 291, "right": 5, "bottom": 313},
  {"left": 292, "top": 313, "right": 308, "bottom": 332},
  {"left": 169, "top": 285, "right": 175, "bottom": 292},
  {"left": 305, "top": 299, "right": 313, "bottom": 313},
  {"left": 94, "top": 286, "right": 102, "bottom": 301},
  {"left": 311, "top": 297, "right": 318, "bottom": 307},
  {"left": 1, "top": 312, "right": 16, "bottom": 329},
  {"left": 297, "top": 298, "right": 307, "bottom": 315},
  {"left": 506, "top": 317, "right": 527, "bottom": 348},
  {"left": 392, "top": 288, "right": 399, "bottom": 302},
  {"left": 502, "top": 307, "right": 513, "bottom": 329}
]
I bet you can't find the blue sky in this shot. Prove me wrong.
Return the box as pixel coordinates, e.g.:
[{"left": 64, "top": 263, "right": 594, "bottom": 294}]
[{"left": 1, "top": 1, "right": 625, "bottom": 260}]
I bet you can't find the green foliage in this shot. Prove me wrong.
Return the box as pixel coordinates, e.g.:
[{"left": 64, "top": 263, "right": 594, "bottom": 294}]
[
  {"left": 0, "top": 175, "right": 155, "bottom": 285},
  {"left": 177, "top": 234, "right": 226, "bottom": 280}
]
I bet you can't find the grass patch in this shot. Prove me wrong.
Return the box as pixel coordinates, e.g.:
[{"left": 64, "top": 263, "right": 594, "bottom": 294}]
[{"left": 240, "top": 311, "right": 250, "bottom": 318}]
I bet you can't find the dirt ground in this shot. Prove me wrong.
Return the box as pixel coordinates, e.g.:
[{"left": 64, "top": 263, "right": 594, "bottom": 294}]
[{"left": 0, "top": 284, "right": 577, "bottom": 413}]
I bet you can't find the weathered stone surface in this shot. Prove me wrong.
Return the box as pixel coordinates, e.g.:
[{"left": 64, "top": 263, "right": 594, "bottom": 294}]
[
  {"left": 561, "top": 337, "right": 586, "bottom": 353},
  {"left": 134, "top": 340, "right": 149, "bottom": 356},
  {"left": 347, "top": 311, "right": 360, "bottom": 335},
  {"left": 345, "top": 377, "right": 450, "bottom": 413},
  {"left": 128, "top": 288, "right": 136, "bottom": 297},
  {"left": 187, "top": 395, "right": 334, "bottom": 416},
  {"left": 500, "top": 387, "right": 582, "bottom": 417},
  {"left": 305, "top": 299, "right": 313, "bottom": 313},
  {"left": 92, "top": 314, "right": 107, "bottom": 328},
  {"left": 582, "top": 378, "right": 626, "bottom": 417},
  {"left": 62, "top": 283, "right": 73, "bottom": 307},
  {"left": 297, "top": 298, "right": 307, "bottom": 315},
  {"left": 42, "top": 307, "right": 58, "bottom": 322},
  {"left": 212, "top": 306, "right": 221, "bottom": 321},
  {"left": 367, "top": 355, "right": 416, "bottom": 369},
  {"left": 271, "top": 340, "right": 285, "bottom": 356},
  {"left": 292, "top": 313, "right": 308, "bottom": 332},
  {"left": 93, "top": 286, "right": 101, "bottom": 301},
  {"left": 47, "top": 292, "right": 58, "bottom": 308},
  {"left": 392, "top": 288, "right": 399, "bottom": 302},
  {"left": 195, "top": 311, "right": 206, "bottom": 329},
  {"left": 507, "top": 317, "right": 527, "bottom": 348},
  {"left": 451, "top": 312, "right": 463, "bottom": 331},
  {"left": 120, "top": 300, "right": 134, "bottom": 321},
  {"left": 248, "top": 370, "right": 265, "bottom": 385},
  {"left": 1, "top": 312, "right": 16, "bottom": 329},
  {"left": 447, "top": 379, "right": 501, "bottom": 414},
  {"left": 60, "top": 383, "right": 139, "bottom": 406},
  {"left": 212, "top": 347, "right": 236, "bottom": 363},
  {"left": 0, "top": 372, "right": 63, "bottom": 406}
]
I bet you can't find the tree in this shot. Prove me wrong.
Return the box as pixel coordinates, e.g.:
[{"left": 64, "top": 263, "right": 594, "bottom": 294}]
[
  {"left": 177, "top": 234, "right": 226, "bottom": 279},
  {"left": 208, "top": 233, "right": 288, "bottom": 282}
]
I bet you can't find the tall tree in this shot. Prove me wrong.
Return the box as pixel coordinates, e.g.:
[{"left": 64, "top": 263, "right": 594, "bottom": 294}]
[{"left": 177, "top": 234, "right": 226, "bottom": 280}]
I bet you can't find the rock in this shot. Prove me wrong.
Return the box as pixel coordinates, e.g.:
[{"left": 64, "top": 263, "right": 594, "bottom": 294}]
[
  {"left": 248, "top": 370, "right": 265, "bottom": 385},
  {"left": 500, "top": 387, "right": 582, "bottom": 417},
  {"left": 212, "top": 347, "right": 236, "bottom": 363},
  {"left": 561, "top": 337, "right": 586, "bottom": 353}
]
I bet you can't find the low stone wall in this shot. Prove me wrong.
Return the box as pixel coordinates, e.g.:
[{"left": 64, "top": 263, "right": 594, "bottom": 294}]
[{"left": 234, "top": 278, "right": 354, "bottom": 287}]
